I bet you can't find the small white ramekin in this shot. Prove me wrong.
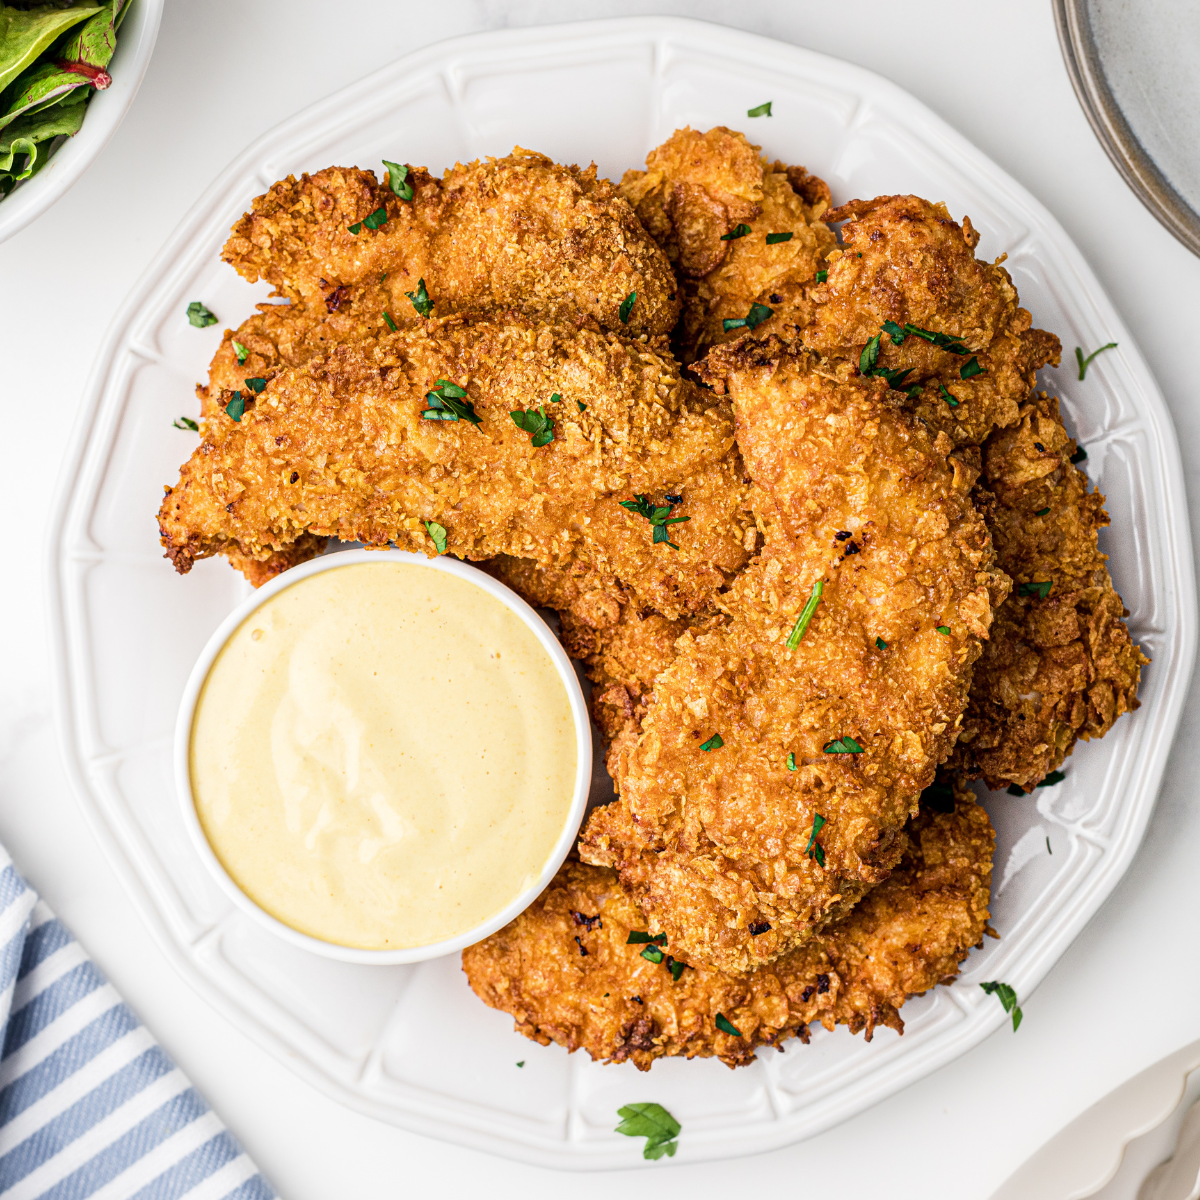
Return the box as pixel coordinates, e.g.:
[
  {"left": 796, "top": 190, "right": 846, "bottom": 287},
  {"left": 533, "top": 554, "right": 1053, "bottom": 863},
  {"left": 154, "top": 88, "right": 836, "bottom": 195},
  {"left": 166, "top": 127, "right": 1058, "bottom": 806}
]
[{"left": 174, "top": 547, "right": 592, "bottom": 964}]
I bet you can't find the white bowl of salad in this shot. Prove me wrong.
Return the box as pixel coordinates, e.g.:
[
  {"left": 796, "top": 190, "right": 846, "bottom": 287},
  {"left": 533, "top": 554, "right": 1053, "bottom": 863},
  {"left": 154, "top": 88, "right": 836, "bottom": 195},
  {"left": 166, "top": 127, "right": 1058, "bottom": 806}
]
[{"left": 0, "top": 0, "right": 162, "bottom": 244}]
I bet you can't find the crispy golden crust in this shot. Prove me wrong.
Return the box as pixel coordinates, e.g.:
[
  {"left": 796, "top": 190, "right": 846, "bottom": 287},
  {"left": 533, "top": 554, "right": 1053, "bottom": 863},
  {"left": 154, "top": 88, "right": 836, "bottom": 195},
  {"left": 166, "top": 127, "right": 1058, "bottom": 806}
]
[
  {"left": 161, "top": 315, "right": 754, "bottom": 619},
  {"left": 222, "top": 151, "right": 680, "bottom": 337},
  {"left": 224, "top": 532, "right": 326, "bottom": 587},
  {"left": 579, "top": 345, "right": 1008, "bottom": 974},
  {"left": 463, "top": 787, "right": 994, "bottom": 1070},
  {"left": 619, "top": 127, "right": 835, "bottom": 362},
  {"left": 950, "top": 394, "right": 1148, "bottom": 789}
]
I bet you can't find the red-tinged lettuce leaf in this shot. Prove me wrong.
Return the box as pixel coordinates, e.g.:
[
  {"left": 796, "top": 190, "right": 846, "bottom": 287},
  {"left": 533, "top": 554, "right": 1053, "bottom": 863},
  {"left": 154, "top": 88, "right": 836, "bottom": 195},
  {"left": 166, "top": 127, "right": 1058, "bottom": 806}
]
[
  {"left": 0, "top": 62, "right": 86, "bottom": 134},
  {"left": 56, "top": 0, "right": 128, "bottom": 69},
  {"left": 0, "top": 5, "right": 102, "bottom": 92},
  {"left": 0, "top": 89, "right": 86, "bottom": 193}
]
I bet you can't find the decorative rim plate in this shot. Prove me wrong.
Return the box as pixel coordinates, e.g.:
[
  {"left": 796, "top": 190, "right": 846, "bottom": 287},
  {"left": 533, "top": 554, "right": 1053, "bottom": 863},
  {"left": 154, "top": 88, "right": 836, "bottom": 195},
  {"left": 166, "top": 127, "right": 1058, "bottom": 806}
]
[{"left": 45, "top": 16, "right": 1197, "bottom": 1169}]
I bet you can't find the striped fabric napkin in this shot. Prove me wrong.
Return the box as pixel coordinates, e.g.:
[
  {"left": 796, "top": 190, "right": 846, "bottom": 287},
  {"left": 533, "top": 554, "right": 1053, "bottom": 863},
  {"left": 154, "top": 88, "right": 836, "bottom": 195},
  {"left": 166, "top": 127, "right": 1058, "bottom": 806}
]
[{"left": 0, "top": 847, "right": 275, "bottom": 1199}]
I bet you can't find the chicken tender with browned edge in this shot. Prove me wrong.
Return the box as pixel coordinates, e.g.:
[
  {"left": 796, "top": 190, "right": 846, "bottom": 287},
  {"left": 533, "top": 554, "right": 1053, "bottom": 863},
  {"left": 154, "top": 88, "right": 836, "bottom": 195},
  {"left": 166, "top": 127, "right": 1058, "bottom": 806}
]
[
  {"left": 579, "top": 343, "right": 1008, "bottom": 974},
  {"left": 464, "top": 784, "right": 994, "bottom": 1070},
  {"left": 951, "top": 393, "right": 1148, "bottom": 789},
  {"left": 160, "top": 315, "right": 754, "bottom": 620},
  {"left": 619, "top": 127, "right": 835, "bottom": 362}
]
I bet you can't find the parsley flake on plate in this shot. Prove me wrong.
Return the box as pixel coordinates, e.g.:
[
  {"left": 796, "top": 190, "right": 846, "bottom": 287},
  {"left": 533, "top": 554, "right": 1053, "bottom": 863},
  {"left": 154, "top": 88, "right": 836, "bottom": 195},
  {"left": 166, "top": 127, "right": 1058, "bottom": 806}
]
[
  {"left": 626, "top": 932, "right": 667, "bottom": 946},
  {"left": 244, "top": 377, "right": 266, "bottom": 394},
  {"left": 382, "top": 159, "right": 413, "bottom": 201},
  {"left": 936, "top": 625, "right": 951, "bottom": 635},
  {"left": 232, "top": 341, "right": 249, "bottom": 364},
  {"left": 354, "top": 205, "right": 388, "bottom": 231},
  {"left": 383, "top": 310, "right": 397, "bottom": 332},
  {"left": 405, "top": 277, "right": 433, "bottom": 318},
  {"left": 960, "top": 356, "right": 986, "bottom": 379},
  {"left": 981, "top": 981, "right": 1023, "bottom": 1031},
  {"left": 699, "top": 733, "right": 724, "bottom": 752},
  {"left": 715, "top": 1013, "right": 744, "bottom": 1036},
  {"left": 747, "top": 101, "right": 772, "bottom": 117},
  {"left": 225, "top": 394, "right": 245, "bottom": 422},
  {"left": 619, "top": 291, "right": 637, "bottom": 323},
  {"left": 1018, "top": 581, "right": 1053, "bottom": 599},
  {"left": 510, "top": 405, "right": 555, "bottom": 447},
  {"left": 615, "top": 1103, "right": 681, "bottom": 1161},
  {"left": 859, "top": 333, "right": 881, "bottom": 372},
  {"left": 516, "top": 1061, "right": 525, "bottom": 1068},
  {"left": 804, "top": 813, "right": 827, "bottom": 867},
  {"left": 785, "top": 580, "right": 824, "bottom": 650},
  {"left": 424, "top": 520, "right": 447, "bottom": 554},
  {"left": 173, "top": 416, "right": 198, "bottom": 431},
  {"left": 786, "top": 752, "right": 796, "bottom": 771},
  {"left": 186, "top": 302, "right": 217, "bottom": 328},
  {"left": 620, "top": 494, "right": 690, "bottom": 549},
  {"left": 422, "top": 378, "right": 481, "bottom": 424},
  {"left": 939, "top": 383, "right": 960, "bottom": 408},
  {"left": 548, "top": 392, "right": 562, "bottom": 403},
  {"left": 1075, "top": 342, "right": 1117, "bottom": 380},
  {"left": 815, "top": 270, "right": 828, "bottom": 283},
  {"left": 1035, "top": 507, "right": 1050, "bottom": 516},
  {"left": 720, "top": 223, "right": 752, "bottom": 241},
  {"left": 666, "top": 957, "right": 686, "bottom": 982},
  {"left": 765, "top": 231, "right": 794, "bottom": 244},
  {"left": 823, "top": 737, "right": 862, "bottom": 754},
  {"left": 875, "top": 636, "right": 888, "bottom": 649},
  {"left": 722, "top": 302, "right": 773, "bottom": 333},
  {"left": 1039, "top": 770, "right": 1067, "bottom": 787},
  {"left": 641, "top": 945, "right": 665, "bottom": 964},
  {"left": 576, "top": 399, "right": 587, "bottom": 413},
  {"left": 1070, "top": 445, "right": 1088, "bottom": 464}
]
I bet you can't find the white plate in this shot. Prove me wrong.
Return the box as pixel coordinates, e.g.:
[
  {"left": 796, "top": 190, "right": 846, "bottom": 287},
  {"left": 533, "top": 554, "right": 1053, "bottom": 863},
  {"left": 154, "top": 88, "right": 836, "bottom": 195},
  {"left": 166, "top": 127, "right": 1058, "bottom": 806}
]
[
  {"left": 0, "top": 0, "right": 163, "bottom": 245},
  {"left": 45, "top": 16, "right": 1197, "bottom": 1170}
]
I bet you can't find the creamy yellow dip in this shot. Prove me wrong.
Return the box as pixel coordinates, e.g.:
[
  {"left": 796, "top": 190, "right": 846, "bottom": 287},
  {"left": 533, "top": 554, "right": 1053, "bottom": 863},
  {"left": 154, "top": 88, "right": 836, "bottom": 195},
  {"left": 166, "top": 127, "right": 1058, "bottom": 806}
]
[{"left": 189, "top": 561, "right": 577, "bottom": 950}]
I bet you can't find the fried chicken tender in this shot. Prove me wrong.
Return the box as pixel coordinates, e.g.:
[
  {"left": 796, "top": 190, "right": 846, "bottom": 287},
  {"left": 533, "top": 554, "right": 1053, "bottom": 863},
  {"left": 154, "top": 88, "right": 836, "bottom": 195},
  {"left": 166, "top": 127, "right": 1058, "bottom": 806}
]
[
  {"left": 159, "top": 315, "right": 754, "bottom": 619},
  {"left": 463, "top": 785, "right": 994, "bottom": 1070},
  {"left": 619, "top": 127, "right": 835, "bottom": 362},
  {"left": 578, "top": 344, "right": 1008, "bottom": 974},
  {"left": 950, "top": 393, "right": 1148, "bottom": 789}
]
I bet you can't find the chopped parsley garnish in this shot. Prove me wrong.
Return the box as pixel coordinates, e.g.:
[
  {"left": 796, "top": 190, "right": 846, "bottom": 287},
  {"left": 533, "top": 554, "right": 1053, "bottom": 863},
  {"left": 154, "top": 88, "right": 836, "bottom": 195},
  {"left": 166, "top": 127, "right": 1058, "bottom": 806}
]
[
  {"left": 244, "top": 377, "right": 266, "bottom": 394},
  {"left": 886, "top": 322, "right": 968, "bottom": 354},
  {"left": 715, "top": 1013, "right": 744, "bottom": 1036},
  {"left": 510, "top": 405, "right": 556, "bottom": 447},
  {"left": 981, "top": 981, "right": 1023, "bottom": 1031},
  {"left": 1047, "top": 837, "right": 1052, "bottom": 855},
  {"left": 723, "top": 302, "right": 773, "bottom": 333},
  {"left": 860, "top": 334, "right": 882, "bottom": 373},
  {"left": 577, "top": 400, "right": 587, "bottom": 413},
  {"left": 936, "top": 625, "right": 951, "bottom": 635},
  {"left": 424, "top": 520, "right": 447, "bottom": 554},
  {"left": 360, "top": 206, "right": 389, "bottom": 231},
  {"left": 173, "top": 416, "right": 199, "bottom": 431},
  {"left": 641, "top": 945, "right": 665, "bottom": 964},
  {"left": 186, "top": 302, "right": 217, "bottom": 328},
  {"left": 699, "top": 733, "right": 724, "bottom": 752},
  {"left": 939, "top": 383, "right": 960, "bottom": 408},
  {"left": 1075, "top": 342, "right": 1117, "bottom": 380},
  {"left": 405, "top": 277, "right": 433, "bottom": 318},
  {"left": 383, "top": 310, "right": 397, "bottom": 332},
  {"left": 548, "top": 392, "right": 562, "bottom": 403},
  {"left": 382, "top": 160, "right": 413, "bottom": 201},
  {"left": 225, "top": 394, "right": 245, "bottom": 422},
  {"left": 1039, "top": 770, "right": 1067, "bottom": 787},
  {"left": 666, "top": 957, "right": 685, "bottom": 982},
  {"left": 232, "top": 341, "right": 249, "bottom": 364},
  {"left": 720, "top": 224, "right": 752, "bottom": 241},
  {"left": 765, "top": 231, "right": 793, "bottom": 244},
  {"left": 960, "top": 356, "right": 986, "bottom": 379},
  {"left": 922, "top": 780, "right": 955, "bottom": 813},
  {"left": 786, "top": 752, "right": 796, "bottom": 771},
  {"left": 1035, "top": 507, "right": 1050, "bottom": 516},
  {"left": 858, "top": 334, "right": 921, "bottom": 396},
  {"left": 627, "top": 932, "right": 667, "bottom": 946},
  {"left": 804, "top": 813, "right": 827, "bottom": 868},
  {"left": 881, "top": 320, "right": 906, "bottom": 343},
  {"left": 517, "top": 1061, "right": 525, "bottom": 1068},
  {"left": 875, "top": 636, "right": 887, "bottom": 649},
  {"left": 785, "top": 580, "right": 824, "bottom": 650},
  {"left": 815, "top": 270, "right": 828, "bottom": 283},
  {"left": 620, "top": 494, "right": 690, "bottom": 549},
  {"left": 1070, "top": 445, "right": 1087, "bottom": 464},
  {"left": 823, "top": 737, "right": 862, "bottom": 754},
  {"left": 615, "top": 1103, "right": 680, "bottom": 1161},
  {"left": 1018, "top": 581, "right": 1053, "bottom": 599},
  {"left": 1007, "top": 784, "right": 1027, "bottom": 796},
  {"left": 422, "top": 378, "right": 481, "bottom": 424},
  {"left": 747, "top": 101, "right": 772, "bottom": 117},
  {"left": 619, "top": 291, "right": 637, "bottom": 323}
]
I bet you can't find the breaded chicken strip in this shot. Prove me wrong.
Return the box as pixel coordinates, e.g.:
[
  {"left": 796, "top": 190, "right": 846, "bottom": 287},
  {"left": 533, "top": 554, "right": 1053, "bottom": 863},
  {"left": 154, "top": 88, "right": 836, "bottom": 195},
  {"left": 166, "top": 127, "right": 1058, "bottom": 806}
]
[
  {"left": 950, "top": 393, "right": 1148, "bottom": 789},
  {"left": 579, "top": 345, "right": 1008, "bottom": 974},
  {"left": 159, "top": 315, "right": 753, "bottom": 619},
  {"left": 619, "top": 127, "right": 835, "bottom": 362},
  {"left": 464, "top": 785, "right": 994, "bottom": 1070}
]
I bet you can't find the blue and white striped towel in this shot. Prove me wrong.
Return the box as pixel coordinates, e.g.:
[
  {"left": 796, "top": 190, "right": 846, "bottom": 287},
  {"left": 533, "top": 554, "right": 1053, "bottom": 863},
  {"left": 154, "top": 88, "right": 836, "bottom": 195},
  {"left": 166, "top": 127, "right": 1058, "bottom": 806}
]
[{"left": 0, "top": 847, "right": 275, "bottom": 1199}]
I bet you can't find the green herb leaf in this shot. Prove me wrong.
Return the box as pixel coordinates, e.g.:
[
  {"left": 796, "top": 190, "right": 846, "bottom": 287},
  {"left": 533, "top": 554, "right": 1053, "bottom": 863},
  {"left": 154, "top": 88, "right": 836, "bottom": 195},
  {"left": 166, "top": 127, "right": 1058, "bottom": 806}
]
[
  {"left": 516, "top": 1061, "right": 525, "bottom": 1067},
  {"left": 424, "top": 520, "right": 447, "bottom": 554},
  {"left": 981, "top": 981, "right": 1023, "bottom": 1032},
  {"left": 1075, "top": 342, "right": 1117, "bottom": 380},
  {"left": 715, "top": 1013, "right": 744, "bottom": 1036},
  {"left": 244, "top": 377, "right": 266, "bottom": 394},
  {"left": 939, "top": 383, "right": 960, "bottom": 408},
  {"left": 405, "top": 277, "right": 433, "bottom": 318},
  {"left": 615, "top": 1103, "right": 681, "bottom": 1160},
  {"left": 720, "top": 223, "right": 751, "bottom": 241},
  {"left": 626, "top": 932, "right": 667, "bottom": 946},
  {"left": 619, "top": 291, "right": 637, "bottom": 323},
  {"left": 173, "top": 416, "right": 199, "bottom": 431},
  {"left": 548, "top": 392, "right": 562, "bottom": 403},
  {"left": 1006, "top": 783, "right": 1027, "bottom": 796},
  {"left": 786, "top": 751, "right": 796, "bottom": 771},
  {"left": 186, "top": 302, "right": 217, "bottom": 328},
  {"left": 382, "top": 159, "right": 413, "bottom": 200},
  {"left": 785, "top": 580, "right": 824, "bottom": 650},
  {"left": 1070, "top": 445, "right": 1088, "bottom": 464},
  {"left": 859, "top": 334, "right": 881, "bottom": 374},
  {"left": 510, "top": 405, "right": 556, "bottom": 447},
  {"left": 362, "top": 205, "right": 388, "bottom": 231},
  {"left": 899, "top": 323, "right": 968, "bottom": 353},
  {"left": 1038, "top": 770, "right": 1067, "bottom": 788},
  {"left": 815, "top": 269, "right": 828, "bottom": 283},
  {"left": 232, "top": 340, "right": 248, "bottom": 364},
  {"left": 620, "top": 493, "right": 690, "bottom": 550},
  {"left": 668, "top": 958, "right": 685, "bottom": 982},
  {"left": 383, "top": 310, "right": 397, "bottom": 332},
  {"left": 422, "top": 378, "right": 481, "bottom": 425},
  {"left": 804, "top": 813, "right": 827, "bottom": 866},
  {"left": 641, "top": 945, "right": 664, "bottom": 964},
  {"left": 1046, "top": 837, "right": 1052, "bottom": 855},
  {"left": 1018, "top": 580, "right": 1053, "bottom": 599},
  {"left": 0, "top": 90, "right": 87, "bottom": 191},
  {"left": 745, "top": 302, "right": 773, "bottom": 328},
  {"left": 823, "top": 737, "right": 862, "bottom": 754},
  {"left": 882, "top": 320, "right": 907, "bottom": 344},
  {"left": 577, "top": 400, "right": 587, "bottom": 413},
  {"left": 225, "top": 394, "right": 245, "bottom": 422},
  {"left": 936, "top": 625, "right": 951, "bottom": 635},
  {"left": 765, "top": 231, "right": 793, "bottom": 244},
  {"left": 747, "top": 101, "right": 772, "bottom": 117},
  {"left": 348, "top": 221, "right": 362, "bottom": 235},
  {"left": 1035, "top": 507, "right": 1050, "bottom": 516},
  {"left": 960, "top": 356, "right": 986, "bottom": 379},
  {"left": 699, "top": 733, "right": 724, "bottom": 752},
  {"left": 875, "top": 636, "right": 887, "bottom": 649},
  {"left": 722, "top": 317, "right": 746, "bottom": 332}
]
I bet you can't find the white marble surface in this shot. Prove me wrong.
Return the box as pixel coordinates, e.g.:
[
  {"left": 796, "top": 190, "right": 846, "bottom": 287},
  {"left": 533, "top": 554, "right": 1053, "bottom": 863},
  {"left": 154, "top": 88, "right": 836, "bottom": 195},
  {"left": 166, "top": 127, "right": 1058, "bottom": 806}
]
[{"left": 3, "top": 1, "right": 1199, "bottom": 1196}]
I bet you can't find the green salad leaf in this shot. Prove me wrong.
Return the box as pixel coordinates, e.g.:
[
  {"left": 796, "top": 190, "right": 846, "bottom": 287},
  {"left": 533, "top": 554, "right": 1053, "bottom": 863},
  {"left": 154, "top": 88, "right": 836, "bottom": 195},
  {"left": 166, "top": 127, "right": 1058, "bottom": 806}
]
[
  {"left": 0, "top": 90, "right": 85, "bottom": 192},
  {"left": 615, "top": 1103, "right": 680, "bottom": 1160},
  {"left": 0, "top": 5, "right": 102, "bottom": 94}
]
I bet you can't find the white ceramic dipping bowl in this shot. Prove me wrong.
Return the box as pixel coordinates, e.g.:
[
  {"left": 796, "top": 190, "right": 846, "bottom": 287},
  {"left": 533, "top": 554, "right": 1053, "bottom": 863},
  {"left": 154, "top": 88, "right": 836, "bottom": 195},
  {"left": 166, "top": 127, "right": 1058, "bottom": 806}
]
[{"left": 174, "top": 548, "right": 593, "bottom": 964}]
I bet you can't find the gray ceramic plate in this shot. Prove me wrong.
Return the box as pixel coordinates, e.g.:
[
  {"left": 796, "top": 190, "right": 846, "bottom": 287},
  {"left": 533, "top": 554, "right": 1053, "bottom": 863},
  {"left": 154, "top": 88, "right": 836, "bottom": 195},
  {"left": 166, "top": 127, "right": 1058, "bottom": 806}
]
[{"left": 1055, "top": 0, "right": 1200, "bottom": 257}]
